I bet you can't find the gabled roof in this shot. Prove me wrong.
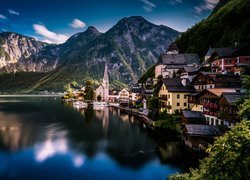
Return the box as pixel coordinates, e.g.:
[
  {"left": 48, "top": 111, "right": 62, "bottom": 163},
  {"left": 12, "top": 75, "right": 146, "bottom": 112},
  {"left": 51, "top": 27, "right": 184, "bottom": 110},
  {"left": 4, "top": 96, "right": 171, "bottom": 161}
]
[
  {"left": 166, "top": 43, "right": 179, "bottom": 52},
  {"left": 131, "top": 87, "right": 142, "bottom": 93},
  {"left": 185, "top": 124, "right": 223, "bottom": 136},
  {"left": 220, "top": 92, "right": 246, "bottom": 105},
  {"left": 192, "top": 72, "right": 241, "bottom": 83},
  {"left": 182, "top": 110, "right": 205, "bottom": 119},
  {"left": 158, "top": 54, "right": 200, "bottom": 65},
  {"left": 162, "top": 78, "right": 196, "bottom": 92},
  {"left": 206, "top": 47, "right": 233, "bottom": 58},
  {"left": 204, "top": 88, "right": 237, "bottom": 97}
]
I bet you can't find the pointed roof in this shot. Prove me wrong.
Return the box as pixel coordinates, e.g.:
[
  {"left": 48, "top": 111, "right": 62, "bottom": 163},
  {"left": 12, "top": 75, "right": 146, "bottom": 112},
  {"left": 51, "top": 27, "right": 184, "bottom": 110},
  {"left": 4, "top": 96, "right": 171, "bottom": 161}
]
[
  {"left": 205, "top": 47, "right": 233, "bottom": 58},
  {"left": 103, "top": 63, "right": 109, "bottom": 82}
]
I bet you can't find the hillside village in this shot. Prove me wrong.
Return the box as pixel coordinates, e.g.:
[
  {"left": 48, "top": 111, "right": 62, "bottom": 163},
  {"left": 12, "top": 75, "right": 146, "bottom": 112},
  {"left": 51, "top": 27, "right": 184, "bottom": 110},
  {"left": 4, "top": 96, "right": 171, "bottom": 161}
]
[{"left": 63, "top": 42, "right": 250, "bottom": 152}]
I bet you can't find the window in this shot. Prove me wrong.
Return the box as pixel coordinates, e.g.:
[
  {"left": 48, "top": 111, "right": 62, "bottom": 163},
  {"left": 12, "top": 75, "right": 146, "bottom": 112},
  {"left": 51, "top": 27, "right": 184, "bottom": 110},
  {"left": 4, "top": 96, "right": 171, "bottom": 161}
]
[
  {"left": 184, "top": 103, "right": 187, "bottom": 106},
  {"left": 211, "top": 118, "right": 214, "bottom": 125},
  {"left": 177, "top": 94, "right": 180, "bottom": 99},
  {"left": 184, "top": 95, "right": 187, "bottom": 99},
  {"left": 177, "top": 103, "right": 180, "bottom": 106},
  {"left": 168, "top": 94, "right": 170, "bottom": 99}
]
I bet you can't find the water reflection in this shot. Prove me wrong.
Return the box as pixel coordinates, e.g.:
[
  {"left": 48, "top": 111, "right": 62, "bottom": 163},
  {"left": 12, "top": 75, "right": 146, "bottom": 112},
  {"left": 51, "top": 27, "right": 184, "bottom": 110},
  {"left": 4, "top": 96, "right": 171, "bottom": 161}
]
[{"left": 0, "top": 97, "right": 194, "bottom": 179}]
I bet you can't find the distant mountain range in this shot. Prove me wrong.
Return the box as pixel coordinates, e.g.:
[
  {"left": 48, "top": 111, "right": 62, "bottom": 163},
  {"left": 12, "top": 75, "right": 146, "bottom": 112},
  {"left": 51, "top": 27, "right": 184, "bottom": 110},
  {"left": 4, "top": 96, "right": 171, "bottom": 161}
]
[
  {"left": 0, "top": 16, "right": 180, "bottom": 93},
  {"left": 175, "top": 0, "right": 250, "bottom": 57}
]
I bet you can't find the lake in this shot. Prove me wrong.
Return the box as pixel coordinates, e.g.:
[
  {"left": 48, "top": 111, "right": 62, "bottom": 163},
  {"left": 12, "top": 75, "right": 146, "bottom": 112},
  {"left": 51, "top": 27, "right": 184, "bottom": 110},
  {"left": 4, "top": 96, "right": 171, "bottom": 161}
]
[{"left": 0, "top": 96, "right": 196, "bottom": 180}]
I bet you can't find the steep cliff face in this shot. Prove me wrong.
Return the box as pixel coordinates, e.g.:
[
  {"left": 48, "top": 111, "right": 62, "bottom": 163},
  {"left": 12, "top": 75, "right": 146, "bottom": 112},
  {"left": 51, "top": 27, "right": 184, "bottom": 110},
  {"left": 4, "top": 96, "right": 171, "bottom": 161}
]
[
  {"left": 0, "top": 32, "right": 60, "bottom": 72},
  {"left": 0, "top": 16, "right": 180, "bottom": 92}
]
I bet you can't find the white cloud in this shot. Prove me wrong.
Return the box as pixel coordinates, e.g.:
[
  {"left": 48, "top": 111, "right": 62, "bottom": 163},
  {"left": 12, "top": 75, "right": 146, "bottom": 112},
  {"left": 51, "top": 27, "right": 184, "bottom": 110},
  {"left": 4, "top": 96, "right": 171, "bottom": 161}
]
[
  {"left": 194, "top": 0, "right": 219, "bottom": 14},
  {"left": 140, "top": 0, "right": 156, "bottom": 12},
  {"left": 8, "top": 9, "right": 20, "bottom": 15},
  {"left": 70, "top": 19, "right": 86, "bottom": 28},
  {"left": 167, "top": 0, "right": 183, "bottom": 6},
  {"left": 33, "top": 24, "right": 69, "bottom": 44},
  {"left": 42, "top": 39, "right": 54, "bottom": 44},
  {"left": 0, "top": 14, "right": 7, "bottom": 20}
]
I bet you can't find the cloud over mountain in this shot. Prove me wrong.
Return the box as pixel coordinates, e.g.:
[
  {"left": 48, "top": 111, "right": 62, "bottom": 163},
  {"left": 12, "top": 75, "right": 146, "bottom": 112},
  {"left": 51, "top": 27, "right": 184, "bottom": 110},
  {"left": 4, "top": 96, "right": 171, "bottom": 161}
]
[
  {"left": 70, "top": 19, "right": 86, "bottom": 28},
  {"left": 33, "top": 24, "right": 69, "bottom": 44}
]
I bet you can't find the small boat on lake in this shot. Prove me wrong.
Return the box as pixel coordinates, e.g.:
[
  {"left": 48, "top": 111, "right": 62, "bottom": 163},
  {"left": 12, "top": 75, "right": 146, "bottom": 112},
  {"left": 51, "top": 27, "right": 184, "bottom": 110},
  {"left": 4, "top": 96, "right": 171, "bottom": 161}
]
[
  {"left": 73, "top": 101, "right": 88, "bottom": 108},
  {"left": 93, "top": 101, "right": 108, "bottom": 110}
]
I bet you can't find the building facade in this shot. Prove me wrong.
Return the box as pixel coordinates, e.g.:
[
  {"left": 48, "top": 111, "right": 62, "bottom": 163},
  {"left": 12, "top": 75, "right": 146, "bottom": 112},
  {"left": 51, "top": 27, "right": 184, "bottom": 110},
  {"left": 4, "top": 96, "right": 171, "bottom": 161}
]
[
  {"left": 159, "top": 78, "right": 195, "bottom": 114},
  {"left": 95, "top": 64, "right": 109, "bottom": 102}
]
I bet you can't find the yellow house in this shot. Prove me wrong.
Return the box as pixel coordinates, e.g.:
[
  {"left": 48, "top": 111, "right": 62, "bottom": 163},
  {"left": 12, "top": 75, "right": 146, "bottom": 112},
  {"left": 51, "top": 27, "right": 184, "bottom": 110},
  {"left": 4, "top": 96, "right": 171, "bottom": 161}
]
[{"left": 159, "top": 78, "right": 195, "bottom": 114}]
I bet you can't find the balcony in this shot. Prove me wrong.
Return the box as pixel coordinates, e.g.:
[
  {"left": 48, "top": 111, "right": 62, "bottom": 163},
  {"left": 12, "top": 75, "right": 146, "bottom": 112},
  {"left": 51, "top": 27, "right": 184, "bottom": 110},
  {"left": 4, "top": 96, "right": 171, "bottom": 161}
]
[
  {"left": 161, "top": 104, "right": 172, "bottom": 109},
  {"left": 159, "top": 97, "right": 168, "bottom": 101}
]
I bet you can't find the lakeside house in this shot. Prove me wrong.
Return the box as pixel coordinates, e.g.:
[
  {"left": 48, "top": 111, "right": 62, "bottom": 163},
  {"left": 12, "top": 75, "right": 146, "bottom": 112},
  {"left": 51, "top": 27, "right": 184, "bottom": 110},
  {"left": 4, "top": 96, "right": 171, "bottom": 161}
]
[
  {"left": 218, "top": 92, "right": 246, "bottom": 126},
  {"left": 131, "top": 87, "right": 142, "bottom": 105},
  {"left": 154, "top": 43, "right": 200, "bottom": 79},
  {"left": 183, "top": 124, "right": 223, "bottom": 151},
  {"left": 180, "top": 65, "right": 201, "bottom": 82},
  {"left": 158, "top": 78, "right": 195, "bottom": 114},
  {"left": 188, "top": 88, "right": 239, "bottom": 127},
  {"left": 191, "top": 72, "right": 241, "bottom": 91},
  {"left": 205, "top": 47, "right": 250, "bottom": 75},
  {"left": 182, "top": 110, "right": 206, "bottom": 125}
]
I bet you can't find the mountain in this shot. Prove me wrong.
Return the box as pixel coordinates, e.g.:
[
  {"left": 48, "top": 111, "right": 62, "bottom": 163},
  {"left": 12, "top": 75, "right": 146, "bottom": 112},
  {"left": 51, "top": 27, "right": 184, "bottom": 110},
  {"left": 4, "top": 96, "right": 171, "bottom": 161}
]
[
  {"left": 175, "top": 0, "right": 250, "bottom": 57},
  {"left": 0, "top": 16, "right": 180, "bottom": 92},
  {"left": 0, "top": 32, "right": 62, "bottom": 73}
]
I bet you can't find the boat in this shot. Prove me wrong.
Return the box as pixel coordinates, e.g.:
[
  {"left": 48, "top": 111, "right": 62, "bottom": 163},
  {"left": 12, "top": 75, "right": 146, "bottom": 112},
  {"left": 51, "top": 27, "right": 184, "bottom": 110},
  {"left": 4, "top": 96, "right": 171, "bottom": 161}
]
[
  {"left": 93, "top": 101, "right": 108, "bottom": 110},
  {"left": 73, "top": 101, "right": 88, "bottom": 108}
]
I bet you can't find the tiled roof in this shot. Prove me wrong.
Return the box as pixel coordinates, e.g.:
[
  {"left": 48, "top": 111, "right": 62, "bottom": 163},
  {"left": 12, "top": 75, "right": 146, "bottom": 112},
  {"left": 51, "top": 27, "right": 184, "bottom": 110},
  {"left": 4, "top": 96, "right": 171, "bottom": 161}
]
[
  {"left": 207, "top": 88, "right": 237, "bottom": 97},
  {"left": 158, "top": 54, "right": 200, "bottom": 65},
  {"left": 185, "top": 124, "right": 222, "bottom": 136},
  {"left": 221, "top": 92, "right": 246, "bottom": 104},
  {"left": 131, "top": 87, "right": 142, "bottom": 93},
  {"left": 182, "top": 110, "right": 205, "bottom": 119},
  {"left": 163, "top": 78, "right": 196, "bottom": 92},
  {"left": 206, "top": 47, "right": 233, "bottom": 57}
]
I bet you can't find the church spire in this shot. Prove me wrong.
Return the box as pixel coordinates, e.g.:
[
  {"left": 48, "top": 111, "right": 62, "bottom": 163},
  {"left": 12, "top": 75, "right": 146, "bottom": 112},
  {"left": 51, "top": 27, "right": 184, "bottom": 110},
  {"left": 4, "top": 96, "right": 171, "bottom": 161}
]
[{"left": 103, "top": 63, "right": 109, "bottom": 82}]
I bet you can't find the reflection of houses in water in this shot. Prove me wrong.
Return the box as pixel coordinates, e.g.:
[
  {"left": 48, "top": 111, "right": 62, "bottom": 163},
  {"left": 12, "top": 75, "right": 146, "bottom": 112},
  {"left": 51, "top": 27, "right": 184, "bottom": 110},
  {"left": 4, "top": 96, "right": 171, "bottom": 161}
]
[
  {"left": 0, "top": 126, "right": 22, "bottom": 151},
  {"left": 94, "top": 107, "right": 109, "bottom": 134}
]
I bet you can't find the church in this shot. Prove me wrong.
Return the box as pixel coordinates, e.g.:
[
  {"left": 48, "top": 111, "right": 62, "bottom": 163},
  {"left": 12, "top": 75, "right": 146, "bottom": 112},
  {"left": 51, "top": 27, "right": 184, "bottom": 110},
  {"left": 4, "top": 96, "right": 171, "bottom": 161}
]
[{"left": 95, "top": 64, "right": 109, "bottom": 102}]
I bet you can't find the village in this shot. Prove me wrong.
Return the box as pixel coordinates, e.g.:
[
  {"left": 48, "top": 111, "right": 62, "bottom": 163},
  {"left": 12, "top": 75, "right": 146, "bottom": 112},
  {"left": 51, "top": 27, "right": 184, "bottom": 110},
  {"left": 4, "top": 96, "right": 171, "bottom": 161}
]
[{"left": 62, "top": 42, "right": 250, "bottom": 153}]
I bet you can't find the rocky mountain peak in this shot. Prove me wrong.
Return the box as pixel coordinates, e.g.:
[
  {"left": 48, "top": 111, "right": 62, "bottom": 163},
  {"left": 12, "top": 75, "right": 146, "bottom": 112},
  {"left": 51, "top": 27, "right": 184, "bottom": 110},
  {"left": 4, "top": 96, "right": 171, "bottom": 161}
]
[{"left": 85, "top": 26, "right": 101, "bottom": 35}]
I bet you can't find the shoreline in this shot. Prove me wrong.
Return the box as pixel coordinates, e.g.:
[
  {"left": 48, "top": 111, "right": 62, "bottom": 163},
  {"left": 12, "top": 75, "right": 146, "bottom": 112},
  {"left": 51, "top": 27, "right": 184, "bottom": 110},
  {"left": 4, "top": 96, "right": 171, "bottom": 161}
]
[{"left": 0, "top": 94, "right": 62, "bottom": 97}]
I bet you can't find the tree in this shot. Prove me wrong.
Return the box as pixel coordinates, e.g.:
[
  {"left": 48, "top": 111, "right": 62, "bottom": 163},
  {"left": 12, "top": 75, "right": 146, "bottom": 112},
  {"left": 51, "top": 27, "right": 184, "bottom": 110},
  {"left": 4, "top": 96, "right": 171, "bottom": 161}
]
[
  {"left": 169, "top": 75, "right": 250, "bottom": 180},
  {"left": 97, "top": 95, "right": 102, "bottom": 102},
  {"left": 84, "top": 80, "right": 94, "bottom": 101},
  {"left": 238, "top": 75, "right": 250, "bottom": 119},
  {"left": 148, "top": 96, "right": 159, "bottom": 120},
  {"left": 169, "top": 121, "right": 250, "bottom": 180}
]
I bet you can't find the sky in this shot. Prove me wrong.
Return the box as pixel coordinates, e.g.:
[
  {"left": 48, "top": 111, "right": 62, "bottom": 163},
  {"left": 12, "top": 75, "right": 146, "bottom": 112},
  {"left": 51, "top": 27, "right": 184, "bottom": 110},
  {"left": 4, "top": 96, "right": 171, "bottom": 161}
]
[{"left": 0, "top": 0, "right": 219, "bottom": 44}]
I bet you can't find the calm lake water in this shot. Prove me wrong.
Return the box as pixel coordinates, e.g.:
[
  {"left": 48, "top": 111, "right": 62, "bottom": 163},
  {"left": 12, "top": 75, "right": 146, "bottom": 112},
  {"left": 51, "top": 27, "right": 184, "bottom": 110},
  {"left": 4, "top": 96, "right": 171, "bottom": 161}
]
[{"left": 0, "top": 96, "right": 196, "bottom": 180}]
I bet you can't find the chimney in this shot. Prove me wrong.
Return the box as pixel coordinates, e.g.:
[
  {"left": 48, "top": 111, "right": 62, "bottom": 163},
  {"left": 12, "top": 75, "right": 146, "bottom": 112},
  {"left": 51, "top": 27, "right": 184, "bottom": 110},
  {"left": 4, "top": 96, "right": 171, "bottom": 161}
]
[{"left": 182, "top": 78, "right": 187, "bottom": 86}]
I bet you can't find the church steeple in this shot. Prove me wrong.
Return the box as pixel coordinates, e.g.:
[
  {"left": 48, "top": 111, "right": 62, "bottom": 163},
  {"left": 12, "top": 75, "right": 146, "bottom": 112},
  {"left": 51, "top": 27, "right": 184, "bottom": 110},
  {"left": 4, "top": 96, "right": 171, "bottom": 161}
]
[
  {"left": 102, "top": 63, "right": 109, "bottom": 102},
  {"left": 103, "top": 63, "right": 109, "bottom": 83}
]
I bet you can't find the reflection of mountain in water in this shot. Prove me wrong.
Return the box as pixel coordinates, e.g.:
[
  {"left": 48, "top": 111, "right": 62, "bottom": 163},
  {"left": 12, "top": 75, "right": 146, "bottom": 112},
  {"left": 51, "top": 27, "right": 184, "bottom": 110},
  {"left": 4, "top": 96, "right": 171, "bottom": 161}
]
[
  {"left": 0, "top": 98, "right": 159, "bottom": 169},
  {"left": 0, "top": 97, "right": 191, "bottom": 170},
  {"left": 64, "top": 105, "right": 158, "bottom": 168}
]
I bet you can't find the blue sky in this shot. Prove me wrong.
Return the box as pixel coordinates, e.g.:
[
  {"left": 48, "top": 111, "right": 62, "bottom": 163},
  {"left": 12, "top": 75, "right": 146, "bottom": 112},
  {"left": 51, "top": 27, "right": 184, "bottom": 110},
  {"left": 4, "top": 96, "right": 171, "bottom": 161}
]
[{"left": 0, "top": 0, "right": 219, "bottom": 44}]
